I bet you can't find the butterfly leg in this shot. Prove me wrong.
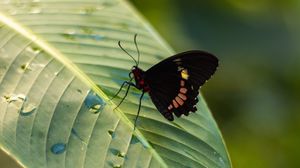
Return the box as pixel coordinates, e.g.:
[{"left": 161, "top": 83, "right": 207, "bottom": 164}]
[
  {"left": 111, "top": 81, "right": 129, "bottom": 100},
  {"left": 111, "top": 77, "right": 134, "bottom": 100},
  {"left": 114, "top": 81, "right": 136, "bottom": 109},
  {"left": 134, "top": 91, "right": 145, "bottom": 130}
]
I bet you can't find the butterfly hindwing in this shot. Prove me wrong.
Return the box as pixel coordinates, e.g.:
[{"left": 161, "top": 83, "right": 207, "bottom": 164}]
[{"left": 145, "top": 50, "right": 218, "bottom": 121}]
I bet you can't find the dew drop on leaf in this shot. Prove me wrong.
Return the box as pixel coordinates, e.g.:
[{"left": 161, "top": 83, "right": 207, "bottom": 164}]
[
  {"left": 117, "top": 151, "right": 125, "bottom": 158},
  {"left": 219, "top": 156, "right": 225, "bottom": 166},
  {"left": 62, "top": 29, "right": 76, "bottom": 40},
  {"left": 91, "top": 34, "right": 105, "bottom": 41},
  {"left": 113, "top": 164, "right": 122, "bottom": 168},
  {"left": 20, "top": 102, "right": 36, "bottom": 116},
  {"left": 84, "top": 91, "right": 106, "bottom": 114},
  {"left": 3, "top": 94, "right": 27, "bottom": 103},
  {"left": 108, "top": 129, "right": 116, "bottom": 139},
  {"left": 26, "top": 46, "right": 41, "bottom": 55},
  {"left": 76, "top": 89, "right": 82, "bottom": 94},
  {"left": 20, "top": 63, "right": 32, "bottom": 72},
  {"left": 51, "top": 143, "right": 66, "bottom": 154},
  {"left": 79, "top": 6, "right": 96, "bottom": 15},
  {"left": 130, "top": 135, "right": 139, "bottom": 144}
]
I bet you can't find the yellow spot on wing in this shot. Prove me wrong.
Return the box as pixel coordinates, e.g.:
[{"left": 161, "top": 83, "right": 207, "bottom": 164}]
[{"left": 181, "top": 69, "right": 189, "bottom": 80}]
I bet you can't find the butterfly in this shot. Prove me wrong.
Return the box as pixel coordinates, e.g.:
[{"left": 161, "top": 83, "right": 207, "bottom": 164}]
[{"left": 111, "top": 34, "right": 218, "bottom": 128}]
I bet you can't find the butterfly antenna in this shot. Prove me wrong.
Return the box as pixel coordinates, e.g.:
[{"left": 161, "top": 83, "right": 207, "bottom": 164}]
[
  {"left": 134, "top": 34, "right": 140, "bottom": 66},
  {"left": 118, "top": 41, "right": 138, "bottom": 66}
]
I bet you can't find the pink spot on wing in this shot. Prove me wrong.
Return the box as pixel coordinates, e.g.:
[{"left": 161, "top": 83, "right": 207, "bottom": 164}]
[
  {"left": 172, "top": 100, "right": 179, "bottom": 108},
  {"left": 168, "top": 104, "right": 173, "bottom": 110},
  {"left": 180, "top": 88, "right": 187, "bottom": 94},
  {"left": 175, "top": 96, "right": 184, "bottom": 106},
  {"left": 178, "top": 93, "right": 187, "bottom": 100}
]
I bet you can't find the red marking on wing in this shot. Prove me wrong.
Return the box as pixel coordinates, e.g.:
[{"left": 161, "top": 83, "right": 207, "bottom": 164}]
[
  {"left": 175, "top": 96, "right": 184, "bottom": 106},
  {"left": 172, "top": 100, "right": 179, "bottom": 108},
  {"left": 178, "top": 93, "right": 187, "bottom": 100},
  {"left": 180, "top": 88, "right": 187, "bottom": 94}
]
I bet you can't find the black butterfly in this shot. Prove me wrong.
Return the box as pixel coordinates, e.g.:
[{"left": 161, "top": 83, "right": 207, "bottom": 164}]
[{"left": 112, "top": 34, "right": 218, "bottom": 128}]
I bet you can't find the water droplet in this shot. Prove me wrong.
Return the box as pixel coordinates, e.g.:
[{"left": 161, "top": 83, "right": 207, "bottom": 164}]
[
  {"left": 110, "top": 148, "right": 118, "bottom": 155},
  {"left": 51, "top": 143, "right": 66, "bottom": 154},
  {"left": 76, "top": 89, "right": 82, "bottom": 94},
  {"left": 113, "top": 164, "right": 122, "bottom": 168},
  {"left": 20, "top": 103, "right": 36, "bottom": 116},
  {"left": 62, "top": 29, "right": 76, "bottom": 40},
  {"left": 91, "top": 34, "right": 104, "bottom": 41},
  {"left": 84, "top": 91, "right": 106, "bottom": 114},
  {"left": 71, "top": 128, "right": 79, "bottom": 137},
  {"left": 20, "top": 63, "right": 32, "bottom": 71},
  {"left": 29, "top": 8, "right": 41, "bottom": 14},
  {"left": 26, "top": 46, "right": 41, "bottom": 55},
  {"left": 130, "top": 135, "right": 139, "bottom": 144},
  {"left": 108, "top": 130, "right": 115, "bottom": 139},
  {"left": 218, "top": 156, "right": 225, "bottom": 166},
  {"left": 3, "top": 94, "right": 27, "bottom": 103},
  {"left": 89, "top": 104, "right": 101, "bottom": 113},
  {"left": 117, "top": 152, "right": 125, "bottom": 158},
  {"left": 54, "top": 71, "right": 59, "bottom": 76},
  {"left": 79, "top": 7, "right": 96, "bottom": 15}
]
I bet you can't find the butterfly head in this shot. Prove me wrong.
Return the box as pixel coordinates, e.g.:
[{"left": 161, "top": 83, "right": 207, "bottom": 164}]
[
  {"left": 130, "top": 66, "right": 150, "bottom": 92},
  {"left": 130, "top": 66, "right": 143, "bottom": 80}
]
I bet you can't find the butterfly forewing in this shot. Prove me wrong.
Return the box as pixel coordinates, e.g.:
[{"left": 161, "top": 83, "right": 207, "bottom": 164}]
[{"left": 145, "top": 50, "right": 218, "bottom": 121}]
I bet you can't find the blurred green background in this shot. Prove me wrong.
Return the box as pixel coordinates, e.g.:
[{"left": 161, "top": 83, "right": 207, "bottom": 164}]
[
  {"left": 129, "top": 0, "right": 300, "bottom": 167},
  {"left": 1, "top": 0, "right": 300, "bottom": 167}
]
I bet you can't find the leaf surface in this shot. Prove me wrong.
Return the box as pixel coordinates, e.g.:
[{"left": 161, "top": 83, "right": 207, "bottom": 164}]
[{"left": 0, "top": 0, "right": 231, "bottom": 167}]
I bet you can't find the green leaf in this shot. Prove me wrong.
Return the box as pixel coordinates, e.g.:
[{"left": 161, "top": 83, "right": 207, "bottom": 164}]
[{"left": 0, "top": 0, "right": 231, "bottom": 167}]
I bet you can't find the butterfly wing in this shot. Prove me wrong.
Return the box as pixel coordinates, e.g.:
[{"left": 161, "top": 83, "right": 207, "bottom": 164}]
[{"left": 145, "top": 50, "right": 218, "bottom": 121}]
